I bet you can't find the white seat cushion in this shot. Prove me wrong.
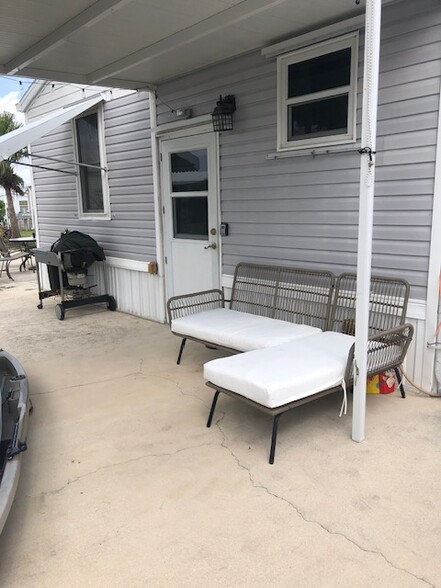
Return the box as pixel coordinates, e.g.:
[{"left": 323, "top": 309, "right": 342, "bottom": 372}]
[
  {"left": 204, "top": 331, "right": 355, "bottom": 408},
  {"left": 172, "top": 308, "right": 321, "bottom": 352}
]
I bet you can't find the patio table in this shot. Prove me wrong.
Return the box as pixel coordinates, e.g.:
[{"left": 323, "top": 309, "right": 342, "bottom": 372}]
[
  {"left": 8, "top": 237, "right": 37, "bottom": 272},
  {"left": 8, "top": 236, "right": 37, "bottom": 252}
]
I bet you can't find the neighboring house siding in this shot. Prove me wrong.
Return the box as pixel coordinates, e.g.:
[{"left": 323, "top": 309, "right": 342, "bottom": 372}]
[
  {"left": 0, "top": 190, "right": 29, "bottom": 215},
  {"left": 156, "top": 0, "right": 440, "bottom": 300},
  {"left": 28, "top": 87, "right": 155, "bottom": 261}
]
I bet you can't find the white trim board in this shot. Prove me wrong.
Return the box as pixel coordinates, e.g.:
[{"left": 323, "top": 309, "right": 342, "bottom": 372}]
[
  {"left": 408, "top": 299, "right": 428, "bottom": 321},
  {"left": 17, "top": 80, "right": 46, "bottom": 113},
  {"left": 106, "top": 256, "right": 154, "bottom": 273},
  {"left": 262, "top": 14, "right": 365, "bottom": 59},
  {"left": 153, "top": 114, "right": 213, "bottom": 138}
]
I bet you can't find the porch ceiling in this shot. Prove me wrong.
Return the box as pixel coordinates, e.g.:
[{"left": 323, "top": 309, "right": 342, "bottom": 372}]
[{"left": 0, "top": 0, "right": 390, "bottom": 90}]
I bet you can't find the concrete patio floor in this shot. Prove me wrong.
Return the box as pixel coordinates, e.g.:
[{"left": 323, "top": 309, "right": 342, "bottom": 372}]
[{"left": 0, "top": 267, "right": 440, "bottom": 587}]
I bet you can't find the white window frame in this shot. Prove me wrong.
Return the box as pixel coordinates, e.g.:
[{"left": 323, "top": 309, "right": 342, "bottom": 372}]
[
  {"left": 73, "top": 105, "right": 110, "bottom": 220},
  {"left": 18, "top": 200, "right": 29, "bottom": 213},
  {"left": 277, "top": 32, "right": 359, "bottom": 152}
]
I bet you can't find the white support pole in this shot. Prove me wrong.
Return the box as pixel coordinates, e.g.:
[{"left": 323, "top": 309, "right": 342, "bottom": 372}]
[
  {"left": 421, "top": 80, "right": 441, "bottom": 392},
  {"left": 352, "top": 0, "right": 382, "bottom": 442}
]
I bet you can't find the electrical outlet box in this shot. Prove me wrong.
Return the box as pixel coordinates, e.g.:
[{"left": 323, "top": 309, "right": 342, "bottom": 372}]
[{"left": 220, "top": 222, "right": 229, "bottom": 237}]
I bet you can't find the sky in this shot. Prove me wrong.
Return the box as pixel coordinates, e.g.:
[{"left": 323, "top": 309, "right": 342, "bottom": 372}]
[
  {"left": 0, "top": 75, "right": 35, "bottom": 186},
  {"left": 0, "top": 75, "right": 29, "bottom": 122}
]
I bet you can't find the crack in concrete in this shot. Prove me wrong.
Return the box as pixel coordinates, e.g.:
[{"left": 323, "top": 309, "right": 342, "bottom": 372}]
[
  {"left": 31, "top": 367, "right": 146, "bottom": 396},
  {"left": 32, "top": 367, "right": 210, "bottom": 412},
  {"left": 152, "top": 373, "right": 211, "bottom": 409},
  {"left": 213, "top": 417, "right": 434, "bottom": 588},
  {"left": 26, "top": 361, "right": 434, "bottom": 586},
  {"left": 36, "top": 442, "right": 218, "bottom": 498}
]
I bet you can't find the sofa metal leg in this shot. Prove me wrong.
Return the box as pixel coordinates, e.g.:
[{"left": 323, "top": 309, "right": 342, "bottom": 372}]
[
  {"left": 177, "top": 338, "right": 187, "bottom": 365},
  {"left": 394, "top": 367, "right": 405, "bottom": 398},
  {"left": 206, "top": 391, "right": 220, "bottom": 428},
  {"left": 5, "top": 260, "right": 13, "bottom": 281},
  {"left": 269, "top": 414, "right": 282, "bottom": 465}
]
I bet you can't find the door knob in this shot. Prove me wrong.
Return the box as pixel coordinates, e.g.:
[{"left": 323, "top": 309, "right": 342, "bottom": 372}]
[{"left": 204, "top": 243, "right": 217, "bottom": 250}]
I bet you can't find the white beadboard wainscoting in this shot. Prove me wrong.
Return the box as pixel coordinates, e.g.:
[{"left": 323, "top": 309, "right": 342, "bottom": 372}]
[
  {"left": 37, "top": 255, "right": 166, "bottom": 323},
  {"left": 402, "top": 300, "right": 432, "bottom": 391},
  {"left": 36, "top": 261, "right": 430, "bottom": 387},
  {"left": 95, "top": 257, "right": 166, "bottom": 323}
]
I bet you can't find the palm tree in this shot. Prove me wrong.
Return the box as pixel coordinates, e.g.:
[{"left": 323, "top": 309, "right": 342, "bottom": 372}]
[{"left": 0, "top": 112, "right": 27, "bottom": 239}]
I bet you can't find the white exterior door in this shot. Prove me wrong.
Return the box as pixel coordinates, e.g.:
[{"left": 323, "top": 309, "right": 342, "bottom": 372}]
[{"left": 161, "top": 133, "right": 220, "bottom": 297}]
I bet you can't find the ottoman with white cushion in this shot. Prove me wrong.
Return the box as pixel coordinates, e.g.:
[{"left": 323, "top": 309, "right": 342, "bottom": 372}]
[{"left": 204, "top": 331, "right": 356, "bottom": 463}]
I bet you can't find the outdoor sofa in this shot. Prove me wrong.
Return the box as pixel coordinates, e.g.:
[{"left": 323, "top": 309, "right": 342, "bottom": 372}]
[
  {"left": 168, "top": 263, "right": 335, "bottom": 363},
  {"left": 167, "top": 263, "right": 414, "bottom": 463}
]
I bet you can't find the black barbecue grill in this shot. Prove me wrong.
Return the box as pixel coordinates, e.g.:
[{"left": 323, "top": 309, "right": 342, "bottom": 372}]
[{"left": 33, "top": 231, "right": 117, "bottom": 320}]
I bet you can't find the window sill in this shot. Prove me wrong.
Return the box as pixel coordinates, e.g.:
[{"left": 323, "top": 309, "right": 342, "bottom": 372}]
[
  {"left": 78, "top": 213, "right": 111, "bottom": 221},
  {"left": 267, "top": 142, "right": 361, "bottom": 160}
]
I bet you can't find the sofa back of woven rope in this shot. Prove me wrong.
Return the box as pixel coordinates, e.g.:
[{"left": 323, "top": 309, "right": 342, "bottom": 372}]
[
  {"left": 230, "top": 263, "right": 335, "bottom": 330},
  {"left": 329, "top": 272, "right": 410, "bottom": 336},
  {"left": 229, "top": 264, "right": 410, "bottom": 336}
]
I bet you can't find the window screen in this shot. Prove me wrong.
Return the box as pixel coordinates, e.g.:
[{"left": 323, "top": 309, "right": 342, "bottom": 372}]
[{"left": 75, "top": 112, "right": 104, "bottom": 213}]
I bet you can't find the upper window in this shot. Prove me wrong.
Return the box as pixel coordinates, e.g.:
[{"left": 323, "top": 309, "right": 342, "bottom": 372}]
[
  {"left": 277, "top": 33, "right": 358, "bottom": 151},
  {"left": 19, "top": 200, "right": 29, "bottom": 213},
  {"left": 74, "top": 108, "right": 109, "bottom": 218}
]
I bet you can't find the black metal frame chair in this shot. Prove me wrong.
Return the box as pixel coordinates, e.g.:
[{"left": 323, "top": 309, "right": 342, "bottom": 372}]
[
  {"left": 167, "top": 263, "right": 335, "bottom": 364},
  {"left": 202, "top": 270, "right": 412, "bottom": 464},
  {"left": 205, "top": 324, "right": 413, "bottom": 463},
  {"left": 0, "top": 237, "right": 30, "bottom": 280}
]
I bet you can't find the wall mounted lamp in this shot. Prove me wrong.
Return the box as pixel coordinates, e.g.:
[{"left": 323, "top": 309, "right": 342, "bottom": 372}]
[{"left": 211, "top": 94, "right": 236, "bottom": 132}]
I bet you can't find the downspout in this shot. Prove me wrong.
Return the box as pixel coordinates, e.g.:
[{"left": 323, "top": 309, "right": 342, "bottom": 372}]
[
  {"left": 430, "top": 274, "right": 441, "bottom": 392},
  {"left": 352, "top": 0, "right": 382, "bottom": 442},
  {"left": 149, "top": 90, "right": 167, "bottom": 323},
  {"left": 436, "top": 297, "right": 441, "bottom": 392}
]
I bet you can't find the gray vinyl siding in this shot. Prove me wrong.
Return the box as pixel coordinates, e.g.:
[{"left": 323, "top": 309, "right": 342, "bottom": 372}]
[
  {"left": 156, "top": 0, "right": 440, "bottom": 299},
  {"left": 30, "top": 90, "right": 155, "bottom": 261}
]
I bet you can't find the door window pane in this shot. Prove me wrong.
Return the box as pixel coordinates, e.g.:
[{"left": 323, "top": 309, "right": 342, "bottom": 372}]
[
  {"left": 75, "top": 113, "right": 104, "bottom": 213},
  {"left": 288, "top": 94, "right": 348, "bottom": 141},
  {"left": 288, "top": 48, "right": 351, "bottom": 98},
  {"left": 173, "top": 197, "right": 208, "bottom": 239},
  {"left": 171, "top": 149, "right": 208, "bottom": 192}
]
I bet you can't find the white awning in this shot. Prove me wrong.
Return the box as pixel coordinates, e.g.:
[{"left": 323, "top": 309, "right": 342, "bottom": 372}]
[{"left": 0, "top": 95, "right": 103, "bottom": 161}]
